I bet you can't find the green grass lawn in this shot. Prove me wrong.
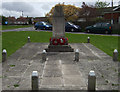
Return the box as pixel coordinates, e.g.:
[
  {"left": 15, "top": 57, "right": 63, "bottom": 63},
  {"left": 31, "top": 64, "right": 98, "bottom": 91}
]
[
  {"left": 2, "top": 31, "right": 119, "bottom": 60},
  {"left": 1, "top": 25, "right": 33, "bottom": 30}
]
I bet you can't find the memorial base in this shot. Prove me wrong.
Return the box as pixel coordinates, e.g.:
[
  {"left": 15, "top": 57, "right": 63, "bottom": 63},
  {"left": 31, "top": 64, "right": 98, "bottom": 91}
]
[{"left": 45, "top": 45, "right": 74, "bottom": 52}]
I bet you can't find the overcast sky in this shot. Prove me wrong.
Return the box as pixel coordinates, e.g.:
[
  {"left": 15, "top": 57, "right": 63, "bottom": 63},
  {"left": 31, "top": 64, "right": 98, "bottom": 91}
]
[{"left": 1, "top": 0, "right": 120, "bottom": 18}]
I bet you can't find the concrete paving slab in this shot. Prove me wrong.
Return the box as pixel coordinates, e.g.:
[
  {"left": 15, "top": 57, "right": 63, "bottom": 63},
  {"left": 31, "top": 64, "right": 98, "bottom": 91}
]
[
  {"left": 62, "top": 69, "right": 80, "bottom": 75},
  {"left": 46, "top": 60, "right": 60, "bottom": 65},
  {"left": 3, "top": 69, "right": 24, "bottom": 77},
  {"left": 14, "top": 77, "right": 31, "bottom": 90},
  {"left": 63, "top": 86, "right": 87, "bottom": 90},
  {"left": 9, "top": 64, "right": 28, "bottom": 72},
  {"left": 23, "top": 64, "right": 44, "bottom": 77},
  {"left": 43, "top": 70, "right": 62, "bottom": 77},
  {"left": 61, "top": 60, "right": 76, "bottom": 64},
  {"left": 62, "top": 65, "right": 79, "bottom": 70},
  {"left": 2, "top": 77, "right": 21, "bottom": 90},
  {"left": 63, "top": 76, "right": 86, "bottom": 87},
  {"left": 45, "top": 65, "right": 61, "bottom": 70},
  {"left": 41, "top": 77, "right": 62, "bottom": 87}
]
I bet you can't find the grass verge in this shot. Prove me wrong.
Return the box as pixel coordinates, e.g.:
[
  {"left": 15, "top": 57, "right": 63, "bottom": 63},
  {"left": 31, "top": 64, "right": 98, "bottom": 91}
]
[
  {"left": 1, "top": 25, "right": 33, "bottom": 30},
  {"left": 2, "top": 31, "right": 119, "bottom": 60}
]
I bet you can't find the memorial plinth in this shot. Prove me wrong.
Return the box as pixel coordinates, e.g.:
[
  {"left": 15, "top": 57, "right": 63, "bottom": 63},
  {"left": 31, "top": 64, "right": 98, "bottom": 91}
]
[{"left": 45, "top": 5, "right": 74, "bottom": 52}]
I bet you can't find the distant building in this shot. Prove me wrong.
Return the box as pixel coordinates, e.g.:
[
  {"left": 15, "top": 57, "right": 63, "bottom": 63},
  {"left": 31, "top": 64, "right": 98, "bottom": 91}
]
[
  {"left": 104, "top": 5, "right": 120, "bottom": 24},
  {"left": 33, "top": 17, "right": 48, "bottom": 23},
  {"left": 16, "top": 16, "right": 29, "bottom": 24},
  {"left": 7, "top": 16, "right": 16, "bottom": 24},
  {"left": 7, "top": 16, "right": 34, "bottom": 25},
  {"left": 7, "top": 16, "right": 48, "bottom": 25},
  {"left": 78, "top": 7, "right": 98, "bottom": 22}
]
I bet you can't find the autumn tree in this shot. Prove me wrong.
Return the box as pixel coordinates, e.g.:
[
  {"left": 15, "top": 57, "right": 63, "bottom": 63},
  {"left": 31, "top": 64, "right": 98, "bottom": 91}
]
[
  {"left": 1, "top": 16, "right": 7, "bottom": 25},
  {"left": 45, "top": 3, "right": 80, "bottom": 23},
  {"left": 95, "top": 0, "right": 110, "bottom": 8}
]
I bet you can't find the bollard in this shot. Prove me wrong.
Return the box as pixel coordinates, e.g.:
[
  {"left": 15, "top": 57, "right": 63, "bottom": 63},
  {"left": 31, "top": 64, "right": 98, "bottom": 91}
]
[
  {"left": 87, "top": 37, "right": 90, "bottom": 43},
  {"left": 28, "top": 36, "right": 30, "bottom": 43},
  {"left": 2, "top": 49, "right": 7, "bottom": 62},
  {"left": 88, "top": 70, "right": 96, "bottom": 91},
  {"left": 75, "top": 49, "right": 79, "bottom": 62},
  {"left": 113, "top": 49, "right": 118, "bottom": 61},
  {"left": 32, "top": 71, "right": 39, "bottom": 90},
  {"left": 42, "top": 50, "right": 46, "bottom": 61}
]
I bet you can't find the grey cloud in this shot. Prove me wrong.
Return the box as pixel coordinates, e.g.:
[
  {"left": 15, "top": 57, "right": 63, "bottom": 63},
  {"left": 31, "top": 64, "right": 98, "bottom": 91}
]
[
  {"left": 2, "top": 2, "right": 34, "bottom": 12},
  {"left": 41, "top": 3, "right": 50, "bottom": 11}
]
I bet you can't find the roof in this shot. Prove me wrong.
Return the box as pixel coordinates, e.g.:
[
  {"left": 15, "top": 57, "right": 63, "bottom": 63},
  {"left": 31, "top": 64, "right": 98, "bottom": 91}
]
[
  {"left": 104, "top": 11, "right": 120, "bottom": 14},
  {"left": 16, "top": 17, "right": 28, "bottom": 21},
  {"left": 96, "top": 6, "right": 119, "bottom": 15},
  {"left": 113, "top": 5, "right": 120, "bottom": 11}
]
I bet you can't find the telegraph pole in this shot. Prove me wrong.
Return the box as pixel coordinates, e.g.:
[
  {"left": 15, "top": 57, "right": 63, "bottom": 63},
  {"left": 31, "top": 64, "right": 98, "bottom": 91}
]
[
  {"left": 111, "top": 0, "right": 113, "bottom": 7},
  {"left": 22, "top": 11, "right": 23, "bottom": 17},
  {"left": 111, "top": 0, "right": 113, "bottom": 24}
]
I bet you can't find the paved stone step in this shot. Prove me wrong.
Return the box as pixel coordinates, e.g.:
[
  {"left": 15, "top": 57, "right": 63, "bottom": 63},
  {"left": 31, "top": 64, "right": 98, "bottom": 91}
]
[{"left": 46, "top": 45, "right": 74, "bottom": 52}]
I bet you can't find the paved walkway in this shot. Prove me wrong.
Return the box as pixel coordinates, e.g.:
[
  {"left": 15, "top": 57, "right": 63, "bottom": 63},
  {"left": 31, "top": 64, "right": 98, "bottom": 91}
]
[{"left": 2, "top": 43, "right": 119, "bottom": 90}]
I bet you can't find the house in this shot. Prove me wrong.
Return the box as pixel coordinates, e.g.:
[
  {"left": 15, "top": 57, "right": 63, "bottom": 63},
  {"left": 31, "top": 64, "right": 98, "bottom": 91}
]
[
  {"left": 78, "top": 6, "right": 98, "bottom": 22},
  {"left": 104, "top": 5, "right": 120, "bottom": 24},
  {"left": 33, "top": 17, "right": 48, "bottom": 24},
  {"left": 16, "top": 16, "right": 29, "bottom": 24},
  {"left": 7, "top": 16, "right": 32, "bottom": 25},
  {"left": 7, "top": 16, "right": 16, "bottom": 24}
]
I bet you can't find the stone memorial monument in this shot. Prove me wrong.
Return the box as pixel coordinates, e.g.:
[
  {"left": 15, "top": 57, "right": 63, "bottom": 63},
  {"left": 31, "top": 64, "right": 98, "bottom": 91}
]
[{"left": 45, "top": 5, "right": 74, "bottom": 52}]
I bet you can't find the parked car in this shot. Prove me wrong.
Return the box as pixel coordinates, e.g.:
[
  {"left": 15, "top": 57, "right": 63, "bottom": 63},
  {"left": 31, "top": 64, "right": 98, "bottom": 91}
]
[
  {"left": 85, "top": 23, "right": 112, "bottom": 34},
  {"left": 34, "top": 21, "right": 52, "bottom": 30},
  {"left": 65, "top": 22, "right": 81, "bottom": 32},
  {"left": 34, "top": 21, "right": 81, "bottom": 32}
]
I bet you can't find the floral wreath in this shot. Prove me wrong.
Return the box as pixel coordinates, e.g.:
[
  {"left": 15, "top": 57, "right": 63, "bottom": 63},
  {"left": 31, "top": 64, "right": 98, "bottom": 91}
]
[
  {"left": 52, "top": 38, "right": 59, "bottom": 45},
  {"left": 59, "top": 38, "right": 66, "bottom": 45},
  {"left": 50, "top": 37, "right": 68, "bottom": 45}
]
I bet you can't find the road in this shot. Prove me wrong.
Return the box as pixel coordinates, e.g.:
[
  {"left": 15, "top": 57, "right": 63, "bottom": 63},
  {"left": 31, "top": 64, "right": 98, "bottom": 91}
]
[
  {"left": 2, "top": 27, "right": 120, "bottom": 36},
  {"left": 2, "top": 27, "right": 36, "bottom": 32}
]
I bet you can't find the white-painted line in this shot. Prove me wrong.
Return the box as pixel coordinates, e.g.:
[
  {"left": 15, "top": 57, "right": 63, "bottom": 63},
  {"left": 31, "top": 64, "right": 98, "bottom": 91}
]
[
  {"left": 22, "top": 60, "right": 33, "bottom": 78},
  {"left": 8, "top": 76, "right": 21, "bottom": 78},
  {"left": 83, "top": 43, "right": 102, "bottom": 59},
  {"left": 40, "top": 60, "right": 47, "bottom": 88},
  {"left": 59, "top": 60, "right": 64, "bottom": 87}
]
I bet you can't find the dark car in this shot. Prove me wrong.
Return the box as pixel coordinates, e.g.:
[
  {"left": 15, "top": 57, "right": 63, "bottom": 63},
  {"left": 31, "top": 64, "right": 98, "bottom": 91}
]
[
  {"left": 65, "top": 22, "right": 81, "bottom": 32},
  {"left": 85, "top": 23, "right": 112, "bottom": 34},
  {"left": 34, "top": 21, "right": 52, "bottom": 30}
]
